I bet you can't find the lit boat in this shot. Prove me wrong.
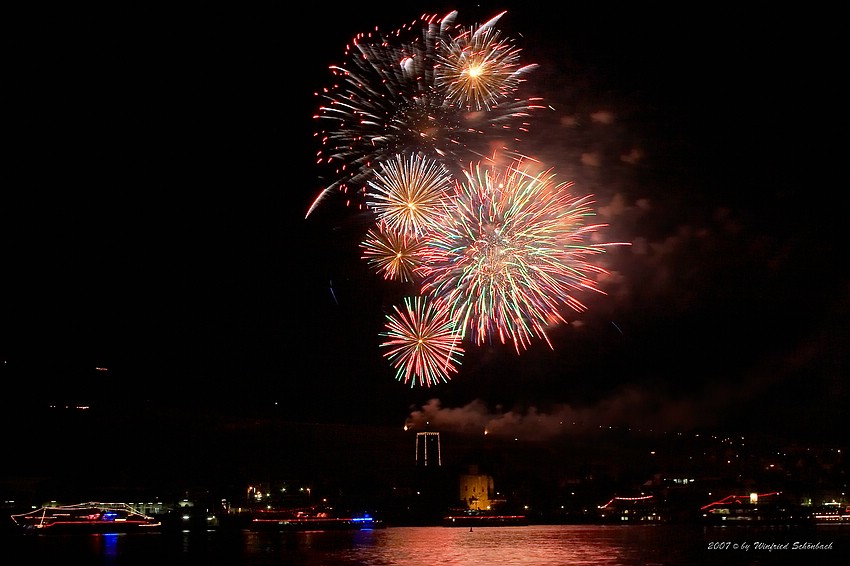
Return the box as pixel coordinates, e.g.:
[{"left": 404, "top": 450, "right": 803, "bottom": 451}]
[
  {"left": 809, "top": 503, "right": 850, "bottom": 525},
  {"left": 442, "top": 510, "right": 528, "bottom": 527},
  {"left": 700, "top": 491, "right": 806, "bottom": 525},
  {"left": 249, "top": 506, "right": 384, "bottom": 531},
  {"left": 11, "top": 502, "right": 162, "bottom": 533}
]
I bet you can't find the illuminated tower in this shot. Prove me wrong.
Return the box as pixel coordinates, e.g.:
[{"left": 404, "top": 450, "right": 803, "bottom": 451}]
[
  {"left": 459, "top": 465, "right": 494, "bottom": 510},
  {"left": 415, "top": 432, "right": 441, "bottom": 467}
]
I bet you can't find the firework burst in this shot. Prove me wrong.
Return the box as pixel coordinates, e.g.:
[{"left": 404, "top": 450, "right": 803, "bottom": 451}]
[
  {"left": 307, "top": 11, "right": 627, "bottom": 388},
  {"left": 360, "top": 221, "right": 426, "bottom": 283},
  {"left": 308, "top": 10, "right": 542, "bottom": 218},
  {"left": 416, "top": 159, "right": 611, "bottom": 352},
  {"left": 380, "top": 295, "right": 464, "bottom": 387},
  {"left": 365, "top": 153, "right": 453, "bottom": 237},
  {"left": 436, "top": 11, "right": 539, "bottom": 111}
]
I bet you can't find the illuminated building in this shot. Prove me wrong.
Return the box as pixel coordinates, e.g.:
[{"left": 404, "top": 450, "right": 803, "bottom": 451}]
[{"left": 458, "top": 465, "right": 494, "bottom": 510}]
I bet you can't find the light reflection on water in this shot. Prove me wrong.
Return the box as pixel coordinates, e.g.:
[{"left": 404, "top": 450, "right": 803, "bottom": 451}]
[
  {"left": 261, "top": 525, "right": 649, "bottom": 565},
  {"left": 5, "top": 524, "right": 850, "bottom": 565},
  {"left": 241, "top": 524, "right": 850, "bottom": 566}
]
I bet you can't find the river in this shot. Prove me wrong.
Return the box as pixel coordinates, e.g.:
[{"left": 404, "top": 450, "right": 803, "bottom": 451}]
[{"left": 4, "top": 523, "right": 850, "bottom": 565}]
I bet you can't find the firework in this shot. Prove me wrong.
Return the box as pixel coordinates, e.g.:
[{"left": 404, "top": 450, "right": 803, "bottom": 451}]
[
  {"left": 416, "top": 159, "right": 611, "bottom": 352},
  {"left": 307, "top": 10, "right": 542, "bottom": 218},
  {"left": 380, "top": 295, "right": 464, "bottom": 387},
  {"left": 360, "top": 221, "right": 426, "bottom": 283},
  {"left": 436, "top": 11, "right": 539, "bottom": 111},
  {"left": 365, "top": 153, "right": 452, "bottom": 237}
]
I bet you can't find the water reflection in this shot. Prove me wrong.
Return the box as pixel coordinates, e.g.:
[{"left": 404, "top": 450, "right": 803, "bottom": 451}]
[
  {"left": 5, "top": 524, "right": 849, "bottom": 565},
  {"left": 324, "top": 526, "right": 667, "bottom": 565},
  {"left": 242, "top": 525, "right": 850, "bottom": 565},
  {"left": 101, "top": 533, "right": 119, "bottom": 560},
  {"left": 244, "top": 525, "right": 714, "bottom": 565}
]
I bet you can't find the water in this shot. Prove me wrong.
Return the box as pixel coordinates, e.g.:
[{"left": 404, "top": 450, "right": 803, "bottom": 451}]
[{"left": 4, "top": 524, "right": 850, "bottom": 565}]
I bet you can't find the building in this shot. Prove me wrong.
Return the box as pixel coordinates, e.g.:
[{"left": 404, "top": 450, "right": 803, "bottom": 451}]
[{"left": 458, "top": 465, "right": 494, "bottom": 510}]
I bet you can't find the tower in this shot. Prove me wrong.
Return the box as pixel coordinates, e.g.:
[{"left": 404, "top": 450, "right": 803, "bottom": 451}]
[
  {"left": 415, "top": 432, "right": 441, "bottom": 467},
  {"left": 459, "top": 465, "right": 494, "bottom": 510}
]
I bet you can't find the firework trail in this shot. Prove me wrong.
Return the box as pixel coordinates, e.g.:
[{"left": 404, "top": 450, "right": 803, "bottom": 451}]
[
  {"left": 416, "top": 159, "right": 613, "bottom": 353},
  {"left": 308, "top": 10, "right": 542, "bottom": 218},
  {"left": 360, "top": 221, "right": 426, "bottom": 283},
  {"left": 380, "top": 295, "right": 465, "bottom": 387},
  {"left": 365, "top": 153, "right": 453, "bottom": 237}
]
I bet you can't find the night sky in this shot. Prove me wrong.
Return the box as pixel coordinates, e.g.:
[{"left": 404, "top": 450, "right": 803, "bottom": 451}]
[{"left": 3, "top": 1, "right": 847, "bottom": 454}]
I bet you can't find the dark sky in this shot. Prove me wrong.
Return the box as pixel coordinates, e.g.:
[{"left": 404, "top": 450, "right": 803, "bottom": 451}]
[{"left": 3, "top": 2, "right": 847, "bottom": 447}]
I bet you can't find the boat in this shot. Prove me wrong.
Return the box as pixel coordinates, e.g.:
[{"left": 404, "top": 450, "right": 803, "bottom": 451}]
[
  {"left": 442, "top": 510, "right": 528, "bottom": 527},
  {"left": 596, "top": 494, "right": 668, "bottom": 523},
  {"left": 249, "top": 506, "right": 384, "bottom": 531},
  {"left": 10, "top": 502, "right": 162, "bottom": 533},
  {"left": 808, "top": 503, "right": 850, "bottom": 525},
  {"left": 700, "top": 491, "right": 807, "bottom": 525}
]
